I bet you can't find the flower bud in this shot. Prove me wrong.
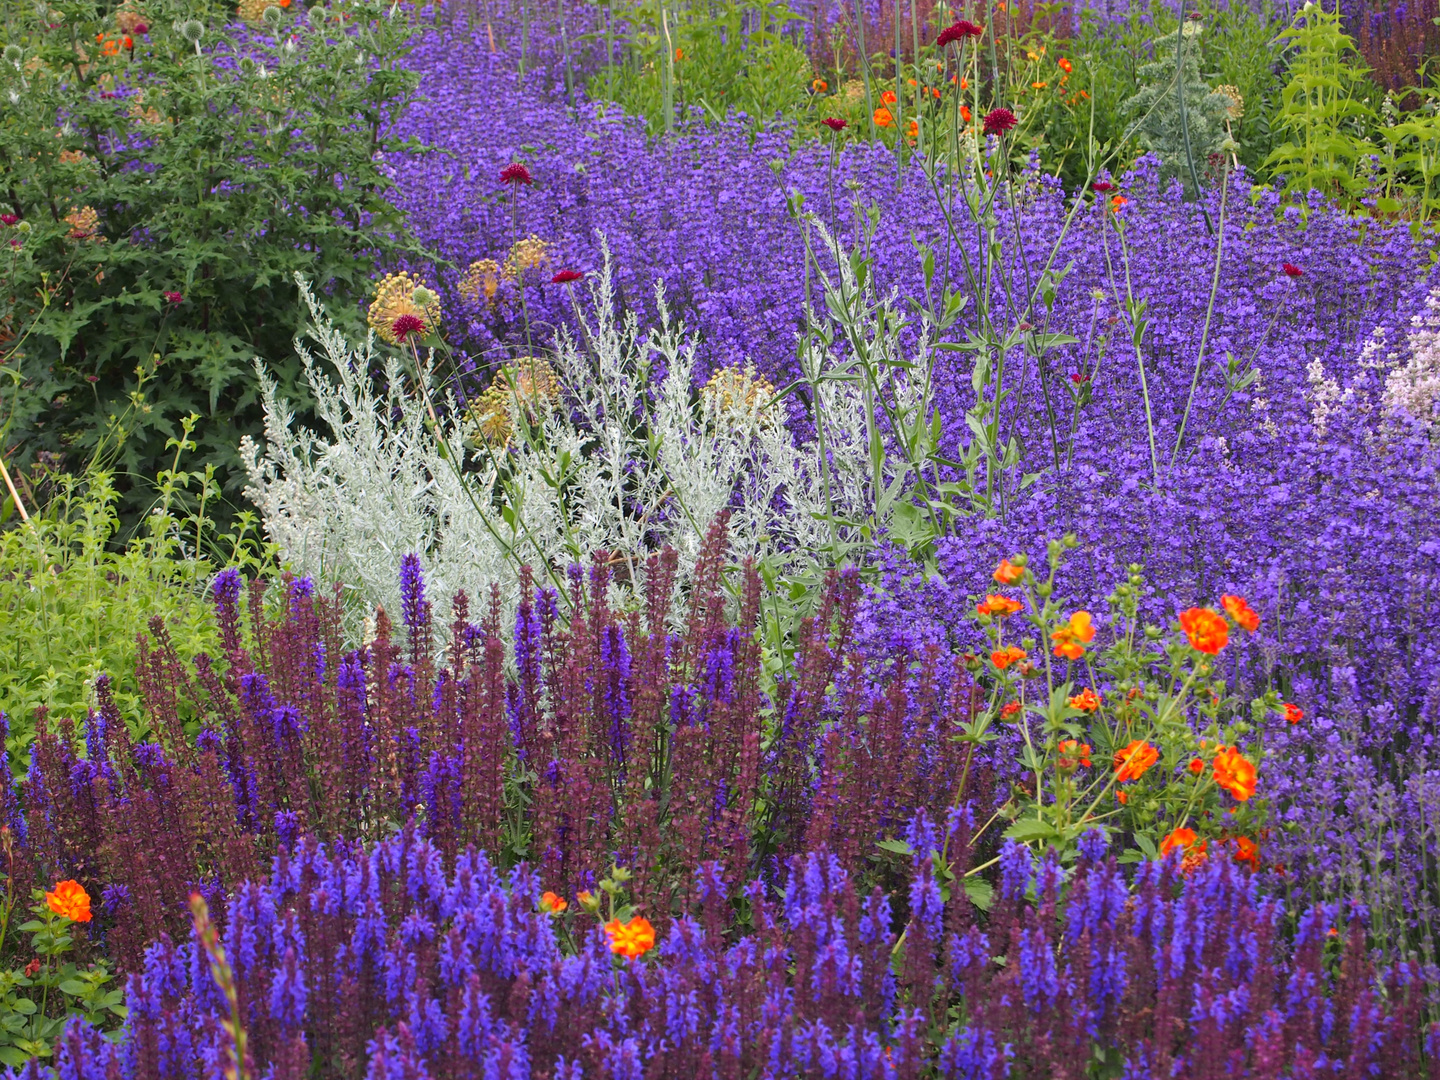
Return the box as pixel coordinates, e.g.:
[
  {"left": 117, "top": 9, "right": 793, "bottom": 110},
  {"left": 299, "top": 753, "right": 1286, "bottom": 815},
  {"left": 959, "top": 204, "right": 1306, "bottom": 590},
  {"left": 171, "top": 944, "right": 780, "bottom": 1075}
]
[
  {"left": 179, "top": 19, "right": 205, "bottom": 45},
  {"left": 239, "top": 56, "right": 256, "bottom": 73},
  {"left": 411, "top": 286, "right": 438, "bottom": 308},
  {"left": 3, "top": 45, "right": 22, "bottom": 67},
  {"left": 263, "top": 5, "right": 284, "bottom": 26},
  {"left": 307, "top": 6, "right": 327, "bottom": 25}
]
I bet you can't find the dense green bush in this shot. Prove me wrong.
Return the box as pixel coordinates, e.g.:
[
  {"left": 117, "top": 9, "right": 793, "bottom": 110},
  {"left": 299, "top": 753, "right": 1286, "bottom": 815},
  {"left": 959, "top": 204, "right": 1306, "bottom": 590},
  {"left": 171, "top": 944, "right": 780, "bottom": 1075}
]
[
  {"left": 0, "top": 468, "right": 233, "bottom": 755},
  {"left": 0, "top": 0, "right": 426, "bottom": 524}
]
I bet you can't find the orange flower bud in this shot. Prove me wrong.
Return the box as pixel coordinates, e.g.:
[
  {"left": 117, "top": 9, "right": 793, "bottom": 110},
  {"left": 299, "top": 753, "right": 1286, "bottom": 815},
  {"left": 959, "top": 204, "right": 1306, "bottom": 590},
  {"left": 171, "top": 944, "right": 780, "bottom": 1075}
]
[{"left": 993, "top": 558, "right": 1025, "bottom": 585}]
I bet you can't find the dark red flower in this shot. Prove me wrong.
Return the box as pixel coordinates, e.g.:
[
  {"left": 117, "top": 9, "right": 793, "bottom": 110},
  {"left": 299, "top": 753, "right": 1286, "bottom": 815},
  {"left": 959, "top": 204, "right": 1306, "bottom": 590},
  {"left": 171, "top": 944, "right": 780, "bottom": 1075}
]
[
  {"left": 937, "top": 20, "right": 984, "bottom": 46},
  {"left": 0, "top": 215, "right": 17, "bottom": 226},
  {"left": 551, "top": 269, "right": 583, "bottom": 284},
  {"left": 86, "top": 374, "right": 99, "bottom": 383},
  {"left": 134, "top": 22, "right": 148, "bottom": 33},
  {"left": 391, "top": 313, "right": 427, "bottom": 341},
  {"left": 982, "top": 107, "right": 1017, "bottom": 137},
  {"left": 1092, "top": 180, "right": 1115, "bottom": 193},
  {"left": 163, "top": 290, "right": 183, "bottom": 304},
  {"left": 1070, "top": 372, "right": 1088, "bottom": 384},
  {"left": 821, "top": 117, "right": 847, "bottom": 132},
  {"left": 1282, "top": 262, "right": 1303, "bottom": 278},
  {"left": 500, "top": 162, "right": 533, "bottom": 186}
]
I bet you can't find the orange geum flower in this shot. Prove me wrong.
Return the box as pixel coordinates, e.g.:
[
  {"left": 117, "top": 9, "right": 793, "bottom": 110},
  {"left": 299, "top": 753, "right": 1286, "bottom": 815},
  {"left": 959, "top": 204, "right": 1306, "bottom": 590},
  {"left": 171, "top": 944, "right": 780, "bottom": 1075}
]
[
  {"left": 604, "top": 916, "right": 656, "bottom": 960},
  {"left": 1111, "top": 195, "right": 1128, "bottom": 212},
  {"left": 976, "top": 595, "right": 1023, "bottom": 618},
  {"left": 1113, "top": 740, "right": 1159, "bottom": 783},
  {"left": 46, "top": 880, "right": 92, "bottom": 923},
  {"left": 874, "top": 106, "right": 895, "bottom": 128},
  {"left": 993, "top": 558, "right": 1025, "bottom": 585},
  {"left": 1221, "top": 594, "right": 1260, "bottom": 632},
  {"left": 1281, "top": 703, "right": 1303, "bottom": 725},
  {"left": 1213, "top": 746, "right": 1257, "bottom": 801},
  {"left": 1159, "top": 826, "right": 1199, "bottom": 858},
  {"left": 1068, "top": 687, "right": 1100, "bottom": 712},
  {"left": 1051, "top": 611, "right": 1095, "bottom": 660},
  {"left": 990, "top": 645, "right": 1027, "bottom": 671},
  {"left": 1000, "top": 701, "right": 1022, "bottom": 718},
  {"left": 1232, "top": 836, "right": 1260, "bottom": 867},
  {"left": 1188, "top": 757, "right": 1204, "bottom": 775},
  {"left": 881, "top": 89, "right": 897, "bottom": 104},
  {"left": 539, "top": 891, "right": 568, "bottom": 914},
  {"left": 1179, "top": 607, "right": 1229, "bottom": 654},
  {"left": 1057, "top": 739, "right": 1091, "bottom": 769},
  {"left": 960, "top": 104, "right": 972, "bottom": 122},
  {"left": 1058, "top": 57, "right": 1073, "bottom": 72}
]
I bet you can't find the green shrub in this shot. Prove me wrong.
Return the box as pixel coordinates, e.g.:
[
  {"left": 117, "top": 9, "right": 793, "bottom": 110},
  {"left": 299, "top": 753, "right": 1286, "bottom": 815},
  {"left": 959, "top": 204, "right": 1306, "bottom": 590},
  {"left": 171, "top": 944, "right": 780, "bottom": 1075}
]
[
  {"left": 0, "top": 468, "right": 233, "bottom": 756},
  {"left": 0, "top": 0, "right": 426, "bottom": 524}
]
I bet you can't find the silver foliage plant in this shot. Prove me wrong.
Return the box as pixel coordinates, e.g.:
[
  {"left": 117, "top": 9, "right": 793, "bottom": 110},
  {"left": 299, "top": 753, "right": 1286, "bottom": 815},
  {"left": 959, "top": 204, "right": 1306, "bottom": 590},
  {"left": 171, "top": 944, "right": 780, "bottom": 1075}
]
[{"left": 242, "top": 244, "right": 928, "bottom": 627}]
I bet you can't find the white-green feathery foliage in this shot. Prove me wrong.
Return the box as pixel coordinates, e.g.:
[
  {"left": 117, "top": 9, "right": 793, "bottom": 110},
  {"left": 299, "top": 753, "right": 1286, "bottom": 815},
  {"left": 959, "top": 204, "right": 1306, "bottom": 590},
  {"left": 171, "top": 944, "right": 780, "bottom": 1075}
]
[
  {"left": 1123, "top": 22, "right": 1232, "bottom": 196},
  {"left": 243, "top": 246, "right": 924, "bottom": 628}
]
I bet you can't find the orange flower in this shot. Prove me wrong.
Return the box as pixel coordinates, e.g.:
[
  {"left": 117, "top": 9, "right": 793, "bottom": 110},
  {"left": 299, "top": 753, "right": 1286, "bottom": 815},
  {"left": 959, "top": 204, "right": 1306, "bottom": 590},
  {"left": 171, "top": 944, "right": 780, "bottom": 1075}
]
[
  {"left": 906, "top": 119, "right": 918, "bottom": 138},
  {"left": 976, "top": 594, "right": 1023, "bottom": 618},
  {"left": 1051, "top": 611, "right": 1095, "bottom": 660},
  {"left": 1110, "top": 195, "right": 1128, "bottom": 212},
  {"left": 1159, "top": 826, "right": 1198, "bottom": 858},
  {"left": 1031, "top": 81, "right": 1048, "bottom": 89},
  {"left": 1233, "top": 836, "right": 1260, "bottom": 867},
  {"left": 1000, "top": 702, "right": 1022, "bottom": 718},
  {"left": 1188, "top": 757, "right": 1204, "bottom": 775},
  {"left": 1281, "top": 702, "right": 1303, "bottom": 725},
  {"left": 881, "top": 89, "right": 897, "bottom": 105},
  {"left": 1058, "top": 57, "right": 1073, "bottom": 72},
  {"left": 1221, "top": 594, "right": 1260, "bottom": 632},
  {"left": 539, "top": 891, "right": 568, "bottom": 914},
  {"left": 1113, "top": 740, "right": 1158, "bottom": 783},
  {"left": 1178, "top": 607, "right": 1229, "bottom": 654},
  {"left": 993, "top": 558, "right": 1025, "bottom": 585},
  {"left": 812, "top": 78, "right": 828, "bottom": 92},
  {"left": 874, "top": 107, "right": 895, "bottom": 128},
  {"left": 604, "top": 916, "right": 656, "bottom": 959},
  {"left": 1068, "top": 687, "right": 1100, "bottom": 712},
  {"left": 991, "top": 645, "right": 1027, "bottom": 671},
  {"left": 1057, "top": 739, "right": 1091, "bottom": 769},
  {"left": 908, "top": 78, "right": 917, "bottom": 87},
  {"left": 674, "top": 47, "right": 684, "bottom": 60},
  {"left": 45, "top": 880, "right": 92, "bottom": 923},
  {"left": 961, "top": 104, "right": 972, "bottom": 122},
  {"left": 1116, "top": 790, "right": 1128, "bottom": 804},
  {"left": 1213, "top": 746, "right": 1257, "bottom": 801}
]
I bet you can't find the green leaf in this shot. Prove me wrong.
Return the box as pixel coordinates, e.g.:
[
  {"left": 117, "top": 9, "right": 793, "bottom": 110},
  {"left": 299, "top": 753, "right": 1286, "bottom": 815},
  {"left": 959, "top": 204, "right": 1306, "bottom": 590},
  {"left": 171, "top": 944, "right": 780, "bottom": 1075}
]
[
  {"left": 876, "top": 838, "right": 916, "bottom": 857},
  {"left": 1003, "top": 817, "right": 1058, "bottom": 842},
  {"left": 1133, "top": 832, "right": 1159, "bottom": 860},
  {"left": 963, "top": 876, "right": 994, "bottom": 911}
]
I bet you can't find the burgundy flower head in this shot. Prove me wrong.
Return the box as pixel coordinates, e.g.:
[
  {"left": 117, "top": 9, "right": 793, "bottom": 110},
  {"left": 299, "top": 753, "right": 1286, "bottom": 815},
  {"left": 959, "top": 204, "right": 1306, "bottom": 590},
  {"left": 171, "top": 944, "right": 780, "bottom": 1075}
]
[
  {"left": 982, "top": 107, "right": 1017, "bottom": 137},
  {"left": 134, "top": 22, "right": 148, "bottom": 34},
  {"left": 163, "top": 290, "right": 183, "bottom": 304},
  {"left": 821, "top": 117, "right": 848, "bottom": 132},
  {"left": 391, "top": 313, "right": 427, "bottom": 341},
  {"left": 0, "top": 215, "right": 17, "bottom": 227},
  {"left": 551, "top": 270, "right": 583, "bottom": 284},
  {"left": 1092, "top": 180, "right": 1115, "bottom": 193},
  {"left": 500, "top": 162, "right": 533, "bottom": 186},
  {"left": 937, "top": 20, "right": 984, "bottom": 46},
  {"left": 1282, "top": 262, "right": 1304, "bottom": 278}
]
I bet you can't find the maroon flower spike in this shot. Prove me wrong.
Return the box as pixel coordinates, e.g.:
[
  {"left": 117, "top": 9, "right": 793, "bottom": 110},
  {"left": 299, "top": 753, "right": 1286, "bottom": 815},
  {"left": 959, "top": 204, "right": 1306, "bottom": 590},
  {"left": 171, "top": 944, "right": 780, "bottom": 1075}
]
[
  {"left": 500, "top": 162, "right": 533, "bottom": 186},
  {"left": 982, "top": 107, "right": 1017, "bottom": 137},
  {"left": 1091, "top": 180, "right": 1115, "bottom": 193},
  {"left": 1282, "top": 262, "right": 1304, "bottom": 278},
  {"left": 821, "top": 117, "right": 847, "bottom": 132},
  {"left": 551, "top": 270, "right": 583, "bottom": 284},
  {"left": 163, "top": 290, "right": 183, "bottom": 304},
  {"left": 0, "top": 215, "right": 17, "bottom": 227},
  {"left": 936, "top": 20, "right": 984, "bottom": 46},
  {"left": 391, "top": 313, "right": 427, "bottom": 341}
]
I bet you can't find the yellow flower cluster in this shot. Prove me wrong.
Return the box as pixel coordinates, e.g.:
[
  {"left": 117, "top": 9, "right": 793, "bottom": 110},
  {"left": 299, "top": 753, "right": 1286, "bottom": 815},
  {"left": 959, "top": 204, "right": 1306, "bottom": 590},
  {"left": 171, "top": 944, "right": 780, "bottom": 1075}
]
[
  {"left": 1215, "top": 84, "right": 1244, "bottom": 121},
  {"left": 503, "top": 235, "right": 549, "bottom": 281},
  {"left": 64, "top": 206, "right": 102, "bottom": 241},
  {"left": 458, "top": 258, "right": 501, "bottom": 305},
  {"left": 700, "top": 364, "right": 777, "bottom": 428},
  {"left": 367, "top": 272, "right": 441, "bottom": 345},
  {"left": 237, "top": 0, "right": 289, "bottom": 22},
  {"left": 466, "top": 357, "right": 560, "bottom": 447}
]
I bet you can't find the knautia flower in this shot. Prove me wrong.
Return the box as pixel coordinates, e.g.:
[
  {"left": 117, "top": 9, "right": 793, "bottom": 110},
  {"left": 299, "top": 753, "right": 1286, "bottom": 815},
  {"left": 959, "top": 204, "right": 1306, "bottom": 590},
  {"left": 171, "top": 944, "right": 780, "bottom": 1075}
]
[
  {"left": 982, "top": 107, "right": 1018, "bottom": 136},
  {"left": 367, "top": 271, "right": 442, "bottom": 345},
  {"left": 499, "top": 161, "right": 533, "bottom": 185},
  {"left": 936, "top": 20, "right": 984, "bottom": 46}
]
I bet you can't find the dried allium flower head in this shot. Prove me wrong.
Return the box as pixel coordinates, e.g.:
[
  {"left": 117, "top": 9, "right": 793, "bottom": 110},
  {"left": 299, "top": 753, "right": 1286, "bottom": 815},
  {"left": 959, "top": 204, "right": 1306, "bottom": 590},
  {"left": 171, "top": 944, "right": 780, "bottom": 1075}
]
[
  {"left": 367, "top": 272, "right": 441, "bottom": 345},
  {"left": 466, "top": 357, "right": 560, "bottom": 446},
  {"left": 116, "top": 8, "right": 146, "bottom": 34},
  {"left": 1214, "top": 83, "right": 1244, "bottom": 121},
  {"left": 839, "top": 79, "right": 866, "bottom": 105},
  {"left": 458, "top": 258, "right": 501, "bottom": 304},
  {"left": 503, "top": 235, "right": 549, "bottom": 281},
  {"left": 237, "top": 0, "right": 290, "bottom": 21},
  {"left": 700, "top": 364, "right": 778, "bottom": 428},
  {"left": 64, "top": 205, "right": 101, "bottom": 241},
  {"left": 58, "top": 148, "right": 87, "bottom": 165}
]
